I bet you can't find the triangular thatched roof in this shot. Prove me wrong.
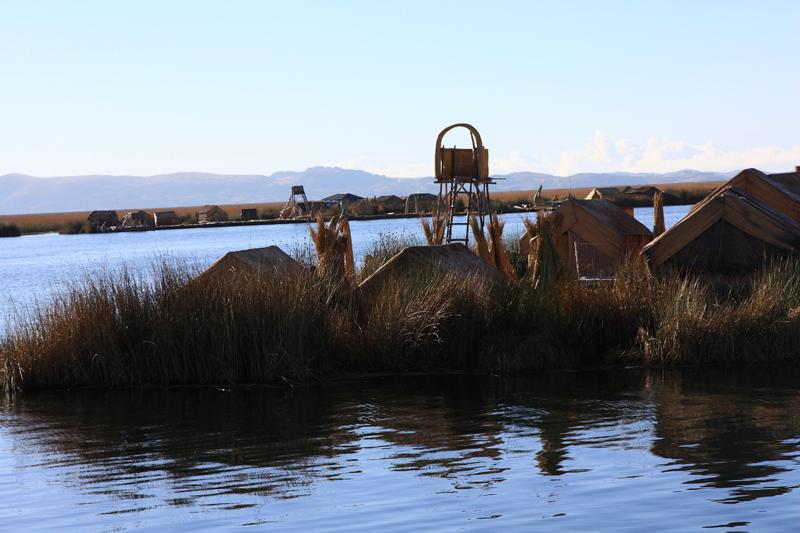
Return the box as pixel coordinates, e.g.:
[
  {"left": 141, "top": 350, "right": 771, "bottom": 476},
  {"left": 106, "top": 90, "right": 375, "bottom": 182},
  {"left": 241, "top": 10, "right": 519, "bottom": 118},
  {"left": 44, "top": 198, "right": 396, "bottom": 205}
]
[
  {"left": 691, "top": 168, "right": 800, "bottom": 223},
  {"left": 192, "top": 246, "right": 302, "bottom": 285},
  {"left": 359, "top": 243, "right": 506, "bottom": 292},
  {"left": 642, "top": 186, "right": 800, "bottom": 272},
  {"left": 554, "top": 198, "right": 653, "bottom": 260}
]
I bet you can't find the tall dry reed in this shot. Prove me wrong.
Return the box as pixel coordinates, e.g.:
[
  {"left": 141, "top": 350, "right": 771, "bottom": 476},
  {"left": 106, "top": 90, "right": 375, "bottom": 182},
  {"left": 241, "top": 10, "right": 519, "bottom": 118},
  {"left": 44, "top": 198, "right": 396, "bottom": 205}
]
[
  {"left": 4, "top": 240, "right": 800, "bottom": 392},
  {"left": 421, "top": 214, "right": 445, "bottom": 245}
]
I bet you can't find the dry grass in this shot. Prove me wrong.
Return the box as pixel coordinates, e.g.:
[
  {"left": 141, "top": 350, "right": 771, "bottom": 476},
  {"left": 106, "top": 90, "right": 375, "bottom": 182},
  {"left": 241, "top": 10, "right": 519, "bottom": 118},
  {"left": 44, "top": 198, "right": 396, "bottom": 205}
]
[{"left": 3, "top": 228, "right": 800, "bottom": 392}]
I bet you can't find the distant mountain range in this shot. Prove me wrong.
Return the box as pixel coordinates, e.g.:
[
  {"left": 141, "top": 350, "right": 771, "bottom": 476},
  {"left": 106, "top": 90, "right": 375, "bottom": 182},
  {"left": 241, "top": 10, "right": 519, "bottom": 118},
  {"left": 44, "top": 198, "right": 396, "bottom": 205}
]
[{"left": 0, "top": 166, "right": 735, "bottom": 215}]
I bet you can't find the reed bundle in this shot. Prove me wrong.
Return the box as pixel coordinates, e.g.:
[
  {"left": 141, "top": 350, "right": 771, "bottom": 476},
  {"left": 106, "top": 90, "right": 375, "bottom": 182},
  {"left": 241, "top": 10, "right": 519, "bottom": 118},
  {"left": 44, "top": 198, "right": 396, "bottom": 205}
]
[
  {"left": 487, "top": 213, "right": 519, "bottom": 283},
  {"left": 468, "top": 213, "right": 489, "bottom": 262},
  {"left": 309, "top": 212, "right": 355, "bottom": 285},
  {"left": 421, "top": 213, "right": 446, "bottom": 245},
  {"left": 653, "top": 190, "right": 665, "bottom": 237},
  {"left": 527, "top": 212, "right": 563, "bottom": 289}
]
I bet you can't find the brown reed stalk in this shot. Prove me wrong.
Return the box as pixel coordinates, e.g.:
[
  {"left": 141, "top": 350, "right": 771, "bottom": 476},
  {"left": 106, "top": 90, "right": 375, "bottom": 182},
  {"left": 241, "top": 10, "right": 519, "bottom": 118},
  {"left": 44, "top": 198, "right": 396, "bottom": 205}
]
[
  {"left": 469, "top": 213, "right": 490, "bottom": 263},
  {"left": 522, "top": 218, "right": 537, "bottom": 269},
  {"left": 310, "top": 212, "right": 347, "bottom": 281},
  {"left": 530, "top": 212, "right": 563, "bottom": 289},
  {"left": 339, "top": 215, "right": 356, "bottom": 285},
  {"left": 421, "top": 213, "right": 445, "bottom": 245},
  {"left": 487, "top": 213, "right": 519, "bottom": 283},
  {"left": 653, "top": 190, "right": 665, "bottom": 237}
]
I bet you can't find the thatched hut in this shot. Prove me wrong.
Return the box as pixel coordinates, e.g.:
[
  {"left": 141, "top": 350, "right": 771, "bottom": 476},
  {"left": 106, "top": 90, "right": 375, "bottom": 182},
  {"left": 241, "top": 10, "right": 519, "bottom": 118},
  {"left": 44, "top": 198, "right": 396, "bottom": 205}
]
[
  {"left": 641, "top": 186, "right": 800, "bottom": 274},
  {"left": 349, "top": 199, "right": 378, "bottom": 216},
  {"left": 585, "top": 185, "right": 667, "bottom": 208},
  {"left": 153, "top": 210, "right": 179, "bottom": 227},
  {"left": 322, "top": 193, "right": 364, "bottom": 208},
  {"left": 374, "top": 195, "right": 406, "bottom": 213},
  {"left": 121, "top": 210, "right": 151, "bottom": 228},
  {"left": 405, "top": 193, "right": 437, "bottom": 214},
  {"left": 191, "top": 246, "right": 302, "bottom": 285},
  {"left": 549, "top": 198, "right": 653, "bottom": 278},
  {"left": 240, "top": 208, "right": 258, "bottom": 221},
  {"left": 87, "top": 210, "right": 119, "bottom": 230},
  {"left": 197, "top": 205, "right": 228, "bottom": 224},
  {"left": 359, "top": 243, "right": 507, "bottom": 293}
]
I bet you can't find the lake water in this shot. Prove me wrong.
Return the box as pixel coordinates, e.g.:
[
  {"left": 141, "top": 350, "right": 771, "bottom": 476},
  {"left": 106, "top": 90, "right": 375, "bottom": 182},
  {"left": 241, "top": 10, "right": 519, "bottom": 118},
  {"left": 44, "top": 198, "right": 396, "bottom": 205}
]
[
  {"left": 0, "top": 206, "right": 690, "bottom": 332},
  {"left": 2, "top": 367, "right": 799, "bottom": 531}
]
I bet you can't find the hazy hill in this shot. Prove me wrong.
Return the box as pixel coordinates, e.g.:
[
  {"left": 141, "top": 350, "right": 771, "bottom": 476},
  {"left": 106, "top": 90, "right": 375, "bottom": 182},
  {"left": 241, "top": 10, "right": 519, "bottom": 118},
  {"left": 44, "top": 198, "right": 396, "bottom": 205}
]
[{"left": 0, "top": 167, "right": 734, "bottom": 214}]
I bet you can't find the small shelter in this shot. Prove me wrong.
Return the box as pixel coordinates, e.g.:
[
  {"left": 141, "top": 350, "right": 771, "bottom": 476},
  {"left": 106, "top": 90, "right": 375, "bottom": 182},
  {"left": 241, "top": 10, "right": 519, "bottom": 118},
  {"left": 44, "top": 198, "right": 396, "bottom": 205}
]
[
  {"left": 641, "top": 186, "right": 800, "bottom": 274},
  {"left": 191, "top": 246, "right": 302, "bottom": 286},
  {"left": 87, "top": 210, "right": 119, "bottom": 230},
  {"left": 349, "top": 199, "right": 378, "bottom": 216},
  {"left": 374, "top": 195, "right": 405, "bottom": 213},
  {"left": 197, "top": 205, "right": 229, "bottom": 224},
  {"left": 405, "top": 193, "right": 437, "bottom": 214},
  {"left": 585, "top": 186, "right": 666, "bottom": 207},
  {"left": 322, "top": 193, "right": 364, "bottom": 208},
  {"left": 240, "top": 208, "right": 258, "bottom": 221},
  {"left": 121, "top": 210, "right": 150, "bottom": 228},
  {"left": 153, "top": 210, "right": 179, "bottom": 227},
  {"left": 549, "top": 198, "right": 653, "bottom": 278},
  {"left": 359, "top": 243, "right": 507, "bottom": 293}
]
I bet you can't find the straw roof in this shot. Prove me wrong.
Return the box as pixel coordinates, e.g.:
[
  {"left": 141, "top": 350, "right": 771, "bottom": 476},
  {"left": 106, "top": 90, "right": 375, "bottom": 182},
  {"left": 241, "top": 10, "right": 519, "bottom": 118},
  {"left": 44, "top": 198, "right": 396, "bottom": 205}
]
[
  {"left": 691, "top": 168, "right": 800, "bottom": 223},
  {"left": 192, "top": 246, "right": 302, "bottom": 285},
  {"left": 642, "top": 186, "right": 800, "bottom": 273},
  {"left": 359, "top": 243, "right": 506, "bottom": 292},
  {"left": 554, "top": 198, "right": 653, "bottom": 260},
  {"left": 585, "top": 186, "right": 664, "bottom": 207}
]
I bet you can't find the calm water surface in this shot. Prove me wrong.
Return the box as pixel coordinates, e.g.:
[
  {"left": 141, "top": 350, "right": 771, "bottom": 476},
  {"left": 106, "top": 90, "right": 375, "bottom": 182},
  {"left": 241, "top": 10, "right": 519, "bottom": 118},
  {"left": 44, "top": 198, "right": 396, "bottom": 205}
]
[
  {"left": 1, "top": 367, "right": 799, "bottom": 531},
  {"left": 0, "top": 206, "right": 689, "bottom": 331}
]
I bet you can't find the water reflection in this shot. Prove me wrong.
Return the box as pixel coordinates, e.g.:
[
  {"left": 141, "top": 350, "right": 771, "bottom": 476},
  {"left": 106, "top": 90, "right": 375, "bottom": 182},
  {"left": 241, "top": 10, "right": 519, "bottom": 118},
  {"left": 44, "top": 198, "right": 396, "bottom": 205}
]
[{"left": 2, "top": 367, "right": 800, "bottom": 530}]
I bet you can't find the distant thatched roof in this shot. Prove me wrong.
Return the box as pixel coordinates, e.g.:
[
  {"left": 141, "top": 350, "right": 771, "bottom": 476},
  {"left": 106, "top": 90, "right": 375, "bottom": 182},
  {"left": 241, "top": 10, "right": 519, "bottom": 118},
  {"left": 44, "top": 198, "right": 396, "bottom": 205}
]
[
  {"left": 198, "top": 204, "right": 228, "bottom": 215},
  {"left": 585, "top": 185, "right": 665, "bottom": 207},
  {"left": 642, "top": 186, "right": 800, "bottom": 272},
  {"left": 322, "top": 193, "right": 364, "bottom": 204},
  {"left": 192, "top": 246, "right": 302, "bottom": 285},
  {"left": 88, "top": 210, "right": 118, "bottom": 218},
  {"left": 359, "top": 243, "right": 506, "bottom": 292}
]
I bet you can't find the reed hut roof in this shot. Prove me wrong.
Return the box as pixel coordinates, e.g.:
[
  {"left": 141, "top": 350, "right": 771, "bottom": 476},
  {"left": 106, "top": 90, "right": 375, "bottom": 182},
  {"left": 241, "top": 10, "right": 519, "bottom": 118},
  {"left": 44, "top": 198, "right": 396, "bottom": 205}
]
[
  {"left": 585, "top": 186, "right": 664, "bottom": 206},
  {"left": 322, "top": 193, "right": 364, "bottom": 204},
  {"left": 192, "top": 246, "right": 301, "bottom": 285},
  {"left": 554, "top": 198, "right": 653, "bottom": 260},
  {"left": 691, "top": 168, "right": 800, "bottom": 223},
  {"left": 642, "top": 186, "right": 800, "bottom": 272},
  {"left": 358, "top": 243, "right": 506, "bottom": 292}
]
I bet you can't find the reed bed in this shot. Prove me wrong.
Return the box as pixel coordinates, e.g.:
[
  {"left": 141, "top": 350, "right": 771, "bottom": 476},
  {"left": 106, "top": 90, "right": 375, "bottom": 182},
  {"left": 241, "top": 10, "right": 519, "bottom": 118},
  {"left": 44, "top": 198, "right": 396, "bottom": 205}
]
[{"left": 3, "top": 234, "right": 800, "bottom": 392}]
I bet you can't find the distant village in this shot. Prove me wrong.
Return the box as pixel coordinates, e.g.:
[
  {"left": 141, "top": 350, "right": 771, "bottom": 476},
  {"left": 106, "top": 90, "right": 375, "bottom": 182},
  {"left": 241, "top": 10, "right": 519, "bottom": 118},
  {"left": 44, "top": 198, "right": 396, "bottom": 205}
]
[
  {"left": 85, "top": 190, "right": 440, "bottom": 232},
  {"left": 82, "top": 184, "right": 691, "bottom": 234}
]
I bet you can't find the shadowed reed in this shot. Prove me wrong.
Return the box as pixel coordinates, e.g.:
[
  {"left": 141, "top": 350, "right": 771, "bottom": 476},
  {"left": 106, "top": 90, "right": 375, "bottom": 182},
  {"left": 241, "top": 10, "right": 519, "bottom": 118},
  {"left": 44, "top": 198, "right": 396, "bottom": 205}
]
[{"left": 3, "top": 233, "right": 800, "bottom": 392}]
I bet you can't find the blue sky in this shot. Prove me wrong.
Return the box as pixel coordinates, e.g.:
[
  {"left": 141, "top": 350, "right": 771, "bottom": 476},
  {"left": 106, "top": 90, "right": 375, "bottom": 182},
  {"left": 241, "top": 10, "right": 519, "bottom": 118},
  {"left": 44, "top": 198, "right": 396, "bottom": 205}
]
[{"left": 1, "top": 0, "right": 798, "bottom": 177}]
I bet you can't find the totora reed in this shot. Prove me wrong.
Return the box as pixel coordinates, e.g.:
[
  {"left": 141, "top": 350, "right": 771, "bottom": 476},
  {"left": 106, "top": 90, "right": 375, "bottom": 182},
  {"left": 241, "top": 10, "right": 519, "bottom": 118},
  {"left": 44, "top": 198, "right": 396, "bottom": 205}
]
[{"left": 3, "top": 232, "right": 800, "bottom": 392}]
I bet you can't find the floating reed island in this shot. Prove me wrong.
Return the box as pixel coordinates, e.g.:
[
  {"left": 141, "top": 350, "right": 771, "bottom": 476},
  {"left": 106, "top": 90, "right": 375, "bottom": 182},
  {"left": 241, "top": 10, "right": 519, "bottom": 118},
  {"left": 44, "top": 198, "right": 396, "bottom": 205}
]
[{"left": 4, "top": 169, "right": 800, "bottom": 391}]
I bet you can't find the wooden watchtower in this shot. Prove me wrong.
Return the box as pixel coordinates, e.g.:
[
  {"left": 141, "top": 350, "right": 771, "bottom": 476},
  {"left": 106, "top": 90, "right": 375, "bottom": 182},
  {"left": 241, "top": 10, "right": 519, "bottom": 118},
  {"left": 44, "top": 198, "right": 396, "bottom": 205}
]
[
  {"left": 434, "top": 123, "right": 494, "bottom": 245},
  {"left": 287, "top": 185, "right": 311, "bottom": 217}
]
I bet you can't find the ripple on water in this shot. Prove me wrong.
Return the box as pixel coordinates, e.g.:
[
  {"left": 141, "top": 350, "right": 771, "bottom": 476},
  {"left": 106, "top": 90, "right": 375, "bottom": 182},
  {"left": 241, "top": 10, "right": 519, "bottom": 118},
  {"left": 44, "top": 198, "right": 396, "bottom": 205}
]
[{"left": 1, "top": 368, "right": 800, "bottom": 531}]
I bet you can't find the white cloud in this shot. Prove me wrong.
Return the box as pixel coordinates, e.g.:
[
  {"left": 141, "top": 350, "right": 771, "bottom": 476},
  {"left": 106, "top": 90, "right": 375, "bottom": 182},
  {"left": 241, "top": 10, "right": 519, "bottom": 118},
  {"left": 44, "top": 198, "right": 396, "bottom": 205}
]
[
  {"left": 554, "top": 132, "right": 800, "bottom": 175},
  {"left": 333, "top": 133, "right": 800, "bottom": 177}
]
